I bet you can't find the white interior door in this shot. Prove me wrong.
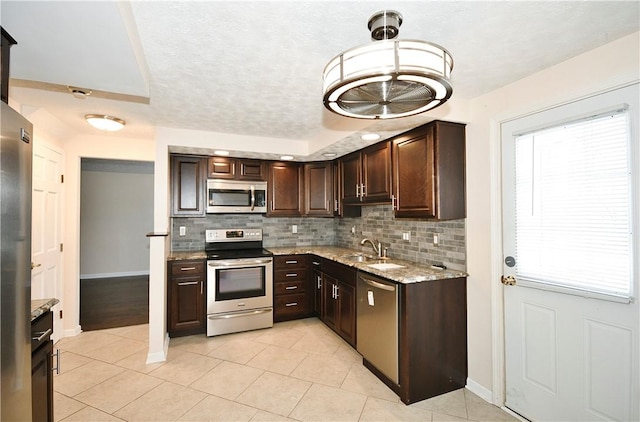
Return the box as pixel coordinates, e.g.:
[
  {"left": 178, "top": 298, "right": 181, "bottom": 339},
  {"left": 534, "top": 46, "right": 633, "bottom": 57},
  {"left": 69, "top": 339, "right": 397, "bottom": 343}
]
[
  {"left": 501, "top": 84, "right": 639, "bottom": 421},
  {"left": 32, "top": 142, "right": 64, "bottom": 342}
]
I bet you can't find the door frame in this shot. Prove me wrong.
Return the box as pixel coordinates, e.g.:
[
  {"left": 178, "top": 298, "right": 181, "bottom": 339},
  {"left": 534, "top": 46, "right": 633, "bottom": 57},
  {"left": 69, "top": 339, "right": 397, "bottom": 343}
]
[{"left": 488, "top": 80, "right": 640, "bottom": 408}]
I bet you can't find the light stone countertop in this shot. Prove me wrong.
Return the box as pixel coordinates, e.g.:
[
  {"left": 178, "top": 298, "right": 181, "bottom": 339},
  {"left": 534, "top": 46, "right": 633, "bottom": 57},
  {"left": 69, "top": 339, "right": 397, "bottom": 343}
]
[
  {"left": 267, "top": 246, "right": 467, "bottom": 284},
  {"left": 31, "top": 298, "right": 60, "bottom": 321},
  {"left": 167, "top": 246, "right": 467, "bottom": 284}
]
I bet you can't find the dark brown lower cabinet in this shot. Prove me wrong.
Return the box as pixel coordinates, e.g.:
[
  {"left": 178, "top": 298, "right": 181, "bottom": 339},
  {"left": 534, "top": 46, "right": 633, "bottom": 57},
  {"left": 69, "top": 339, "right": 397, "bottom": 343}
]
[
  {"left": 363, "top": 277, "right": 468, "bottom": 404},
  {"left": 273, "top": 255, "right": 313, "bottom": 322},
  {"left": 167, "top": 260, "right": 206, "bottom": 337},
  {"left": 31, "top": 311, "right": 54, "bottom": 422},
  {"left": 322, "top": 260, "right": 356, "bottom": 347}
]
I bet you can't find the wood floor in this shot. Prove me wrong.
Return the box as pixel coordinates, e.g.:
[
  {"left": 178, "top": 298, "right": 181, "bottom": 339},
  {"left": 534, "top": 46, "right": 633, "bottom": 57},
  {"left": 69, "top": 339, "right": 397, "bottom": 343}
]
[{"left": 80, "top": 275, "right": 149, "bottom": 331}]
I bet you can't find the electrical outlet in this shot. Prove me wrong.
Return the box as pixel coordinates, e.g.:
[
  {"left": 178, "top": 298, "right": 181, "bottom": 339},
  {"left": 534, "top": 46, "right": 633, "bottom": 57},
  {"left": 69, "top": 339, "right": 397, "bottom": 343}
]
[
  {"left": 433, "top": 233, "right": 439, "bottom": 246},
  {"left": 351, "top": 226, "right": 356, "bottom": 235},
  {"left": 292, "top": 225, "right": 298, "bottom": 234},
  {"left": 179, "top": 226, "right": 186, "bottom": 236},
  {"left": 402, "top": 232, "right": 411, "bottom": 241}
]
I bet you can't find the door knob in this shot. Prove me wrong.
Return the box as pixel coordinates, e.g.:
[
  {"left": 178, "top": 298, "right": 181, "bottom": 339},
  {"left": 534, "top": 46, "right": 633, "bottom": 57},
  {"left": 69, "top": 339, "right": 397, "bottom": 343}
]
[
  {"left": 31, "top": 262, "right": 42, "bottom": 270},
  {"left": 501, "top": 275, "right": 516, "bottom": 286}
]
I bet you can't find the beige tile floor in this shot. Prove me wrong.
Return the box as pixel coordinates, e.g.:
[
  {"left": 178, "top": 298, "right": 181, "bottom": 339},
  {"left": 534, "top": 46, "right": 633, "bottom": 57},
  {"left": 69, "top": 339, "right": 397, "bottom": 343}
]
[{"left": 53, "top": 318, "right": 519, "bottom": 421}]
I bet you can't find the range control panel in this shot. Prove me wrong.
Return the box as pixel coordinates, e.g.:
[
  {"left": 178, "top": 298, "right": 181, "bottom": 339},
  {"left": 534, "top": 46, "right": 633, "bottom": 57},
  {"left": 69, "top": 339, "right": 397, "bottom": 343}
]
[{"left": 205, "top": 228, "right": 263, "bottom": 243}]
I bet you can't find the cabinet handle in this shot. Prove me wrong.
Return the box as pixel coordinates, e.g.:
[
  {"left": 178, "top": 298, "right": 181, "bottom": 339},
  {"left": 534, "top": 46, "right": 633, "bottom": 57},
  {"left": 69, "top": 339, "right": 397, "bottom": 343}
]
[
  {"left": 335, "top": 285, "right": 339, "bottom": 299},
  {"left": 285, "top": 286, "right": 298, "bottom": 290},
  {"left": 355, "top": 184, "right": 360, "bottom": 198},
  {"left": 52, "top": 348, "right": 60, "bottom": 375},
  {"left": 361, "top": 183, "right": 366, "bottom": 199},
  {"left": 285, "top": 273, "right": 298, "bottom": 277},
  {"left": 317, "top": 276, "right": 322, "bottom": 289},
  {"left": 32, "top": 328, "right": 52, "bottom": 342},
  {"left": 334, "top": 199, "right": 339, "bottom": 212},
  {"left": 285, "top": 260, "right": 298, "bottom": 264},
  {"left": 271, "top": 200, "right": 274, "bottom": 211},
  {"left": 285, "top": 302, "right": 298, "bottom": 307},
  {"left": 391, "top": 194, "right": 396, "bottom": 210},
  {"left": 312, "top": 261, "right": 320, "bottom": 266},
  {"left": 200, "top": 281, "right": 203, "bottom": 295},
  {"left": 180, "top": 267, "right": 196, "bottom": 271},
  {"left": 178, "top": 281, "right": 198, "bottom": 286}
]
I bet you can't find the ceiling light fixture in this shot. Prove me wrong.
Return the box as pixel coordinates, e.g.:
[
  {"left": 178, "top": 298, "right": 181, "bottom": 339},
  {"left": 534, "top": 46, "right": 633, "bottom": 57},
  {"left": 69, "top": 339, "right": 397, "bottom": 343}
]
[
  {"left": 322, "top": 10, "right": 453, "bottom": 119},
  {"left": 67, "top": 85, "right": 92, "bottom": 99},
  {"left": 214, "top": 150, "right": 230, "bottom": 156},
  {"left": 84, "top": 114, "right": 126, "bottom": 131},
  {"left": 361, "top": 133, "right": 381, "bottom": 141},
  {"left": 280, "top": 155, "right": 294, "bottom": 161}
]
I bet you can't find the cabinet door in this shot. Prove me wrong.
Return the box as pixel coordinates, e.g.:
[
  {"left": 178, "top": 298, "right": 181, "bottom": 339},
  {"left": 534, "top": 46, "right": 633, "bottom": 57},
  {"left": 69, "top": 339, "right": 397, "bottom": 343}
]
[
  {"left": 361, "top": 141, "right": 392, "bottom": 203},
  {"left": 304, "top": 162, "right": 333, "bottom": 216},
  {"left": 237, "top": 159, "right": 265, "bottom": 180},
  {"left": 267, "top": 162, "right": 303, "bottom": 216},
  {"left": 311, "top": 257, "right": 323, "bottom": 317},
  {"left": 171, "top": 155, "right": 206, "bottom": 216},
  {"left": 336, "top": 281, "right": 356, "bottom": 346},
  {"left": 339, "top": 152, "right": 361, "bottom": 204},
  {"left": 208, "top": 157, "right": 235, "bottom": 179},
  {"left": 31, "top": 340, "right": 53, "bottom": 422},
  {"left": 322, "top": 274, "right": 338, "bottom": 330},
  {"left": 393, "top": 128, "right": 436, "bottom": 218},
  {"left": 170, "top": 277, "right": 204, "bottom": 334}
]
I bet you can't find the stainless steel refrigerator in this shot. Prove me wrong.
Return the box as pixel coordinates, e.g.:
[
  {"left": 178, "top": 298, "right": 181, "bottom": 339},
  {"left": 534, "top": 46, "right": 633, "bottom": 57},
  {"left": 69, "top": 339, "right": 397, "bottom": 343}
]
[{"left": 1, "top": 100, "right": 33, "bottom": 420}]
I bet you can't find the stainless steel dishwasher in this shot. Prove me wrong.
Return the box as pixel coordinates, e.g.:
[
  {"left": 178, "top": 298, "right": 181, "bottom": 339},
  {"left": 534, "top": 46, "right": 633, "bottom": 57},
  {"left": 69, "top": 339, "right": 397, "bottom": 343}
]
[{"left": 357, "top": 272, "right": 399, "bottom": 384}]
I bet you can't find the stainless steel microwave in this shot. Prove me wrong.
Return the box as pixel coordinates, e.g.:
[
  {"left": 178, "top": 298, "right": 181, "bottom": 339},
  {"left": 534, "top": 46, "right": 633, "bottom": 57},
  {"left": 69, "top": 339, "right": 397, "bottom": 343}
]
[{"left": 206, "top": 179, "right": 267, "bottom": 213}]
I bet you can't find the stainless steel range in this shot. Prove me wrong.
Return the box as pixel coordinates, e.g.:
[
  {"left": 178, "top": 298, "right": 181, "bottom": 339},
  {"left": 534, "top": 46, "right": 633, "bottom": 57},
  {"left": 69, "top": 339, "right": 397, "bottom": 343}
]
[{"left": 205, "top": 228, "right": 273, "bottom": 336}]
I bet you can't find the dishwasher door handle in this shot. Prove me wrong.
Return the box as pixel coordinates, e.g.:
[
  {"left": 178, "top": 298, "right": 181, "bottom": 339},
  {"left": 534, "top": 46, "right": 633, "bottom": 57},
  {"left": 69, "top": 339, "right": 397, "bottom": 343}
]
[{"left": 360, "top": 277, "right": 396, "bottom": 292}]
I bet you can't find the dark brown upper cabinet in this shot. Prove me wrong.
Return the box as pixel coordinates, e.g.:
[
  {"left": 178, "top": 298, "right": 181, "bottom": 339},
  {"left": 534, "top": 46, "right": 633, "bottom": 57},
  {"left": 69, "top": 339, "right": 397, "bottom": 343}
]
[
  {"left": 304, "top": 162, "right": 333, "bottom": 217},
  {"left": 392, "top": 120, "right": 466, "bottom": 220},
  {"left": 171, "top": 155, "right": 207, "bottom": 217},
  {"left": 267, "top": 161, "right": 303, "bottom": 217},
  {"left": 340, "top": 141, "right": 392, "bottom": 205},
  {"left": 208, "top": 157, "right": 265, "bottom": 180}
]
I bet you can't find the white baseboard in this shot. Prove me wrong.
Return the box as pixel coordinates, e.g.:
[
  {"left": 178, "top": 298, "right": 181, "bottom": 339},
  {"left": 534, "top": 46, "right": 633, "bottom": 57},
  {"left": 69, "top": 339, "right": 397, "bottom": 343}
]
[
  {"left": 63, "top": 325, "right": 82, "bottom": 338},
  {"left": 80, "top": 270, "right": 150, "bottom": 279},
  {"left": 146, "top": 333, "right": 169, "bottom": 364},
  {"left": 466, "top": 378, "right": 494, "bottom": 404}
]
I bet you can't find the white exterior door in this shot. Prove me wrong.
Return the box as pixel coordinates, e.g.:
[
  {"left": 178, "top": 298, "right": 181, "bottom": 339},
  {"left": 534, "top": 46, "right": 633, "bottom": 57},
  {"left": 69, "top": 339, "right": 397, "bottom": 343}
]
[
  {"left": 31, "top": 142, "right": 64, "bottom": 342},
  {"left": 501, "top": 84, "right": 639, "bottom": 421}
]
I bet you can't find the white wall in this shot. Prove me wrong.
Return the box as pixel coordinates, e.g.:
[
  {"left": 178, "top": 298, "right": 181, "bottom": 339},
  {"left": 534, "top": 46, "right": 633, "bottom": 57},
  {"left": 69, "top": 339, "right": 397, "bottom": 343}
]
[
  {"left": 62, "top": 134, "right": 154, "bottom": 336},
  {"left": 464, "top": 32, "right": 640, "bottom": 402},
  {"left": 80, "top": 159, "right": 153, "bottom": 278}
]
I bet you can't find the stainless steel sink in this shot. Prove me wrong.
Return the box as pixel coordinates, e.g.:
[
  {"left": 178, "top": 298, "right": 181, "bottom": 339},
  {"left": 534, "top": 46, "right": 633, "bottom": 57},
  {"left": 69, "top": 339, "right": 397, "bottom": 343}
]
[{"left": 342, "top": 253, "right": 377, "bottom": 263}]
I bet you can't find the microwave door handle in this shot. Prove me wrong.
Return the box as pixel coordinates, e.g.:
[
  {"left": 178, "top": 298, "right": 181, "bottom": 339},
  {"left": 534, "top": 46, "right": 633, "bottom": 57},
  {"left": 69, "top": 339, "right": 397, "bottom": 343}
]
[{"left": 250, "top": 185, "right": 255, "bottom": 211}]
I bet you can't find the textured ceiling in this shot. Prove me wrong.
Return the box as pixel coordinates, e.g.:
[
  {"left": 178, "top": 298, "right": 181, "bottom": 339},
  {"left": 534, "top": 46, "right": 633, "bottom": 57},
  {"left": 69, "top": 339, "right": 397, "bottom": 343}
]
[{"left": 2, "top": 1, "right": 639, "bottom": 161}]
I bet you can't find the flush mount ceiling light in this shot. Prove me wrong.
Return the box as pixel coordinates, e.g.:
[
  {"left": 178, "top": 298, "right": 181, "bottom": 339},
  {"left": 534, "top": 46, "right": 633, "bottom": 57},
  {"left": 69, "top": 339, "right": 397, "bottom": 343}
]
[
  {"left": 84, "top": 114, "right": 126, "bottom": 131},
  {"left": 361, "top": 133, "right": 381, "bottom": 141},
  {"left": 214, "top": 150, "right": 230, "bottom": 156},
  {"left": 322, "top": 10, "right": 453, "bottom": 119}
]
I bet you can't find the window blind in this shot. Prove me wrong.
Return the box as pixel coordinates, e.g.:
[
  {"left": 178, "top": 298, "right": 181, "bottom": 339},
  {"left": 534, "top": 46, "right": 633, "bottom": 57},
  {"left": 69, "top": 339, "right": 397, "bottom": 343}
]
[{"left": 514, "top": 110, "right": 632, "bottom": 299}]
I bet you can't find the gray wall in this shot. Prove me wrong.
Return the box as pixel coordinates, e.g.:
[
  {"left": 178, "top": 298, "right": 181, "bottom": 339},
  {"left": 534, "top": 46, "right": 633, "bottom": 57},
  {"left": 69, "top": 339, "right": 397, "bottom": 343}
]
[
  {"left": 171, "top": 204, "right": 465, "bottom": 271},
  {"left": 80, "top": 159, "right": 154, "bottom": 278}
]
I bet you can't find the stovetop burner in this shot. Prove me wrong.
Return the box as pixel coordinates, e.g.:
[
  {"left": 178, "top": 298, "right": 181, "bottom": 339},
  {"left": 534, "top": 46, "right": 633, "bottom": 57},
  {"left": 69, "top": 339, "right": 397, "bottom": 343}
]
[{"left": 204, "top": 228, "right": 272, "bottom": 260}]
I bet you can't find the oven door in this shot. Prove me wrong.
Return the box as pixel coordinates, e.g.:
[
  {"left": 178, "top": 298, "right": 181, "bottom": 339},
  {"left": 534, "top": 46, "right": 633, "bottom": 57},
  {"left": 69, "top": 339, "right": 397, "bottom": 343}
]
[{"left": 207, "top": 257, "right": 273, "bottom": 315}]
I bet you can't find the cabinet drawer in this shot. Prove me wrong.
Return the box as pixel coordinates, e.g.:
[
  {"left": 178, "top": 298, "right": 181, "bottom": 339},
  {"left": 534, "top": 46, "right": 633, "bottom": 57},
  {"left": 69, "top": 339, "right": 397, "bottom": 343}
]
[
  {"left": 274, "top": 269, "right": 307, "bottom": 283},
  {"left": 170, "top": 260, "right": 204, "bottom": 276},
  {"left": 31, "top": 311, "right": 53, "bottom": 353},
  {"left": 275, "top": 280, "right": 306, "bottom": 295},
  {"left": 275, "top": 293, "right": 308, "bottom": 314},
  {"left": 273, "top": 255, "right": 307, "bottom": 269}
]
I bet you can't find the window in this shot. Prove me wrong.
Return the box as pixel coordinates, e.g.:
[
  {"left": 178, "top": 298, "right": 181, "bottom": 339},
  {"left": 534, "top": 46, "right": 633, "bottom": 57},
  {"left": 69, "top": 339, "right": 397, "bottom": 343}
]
[{"left": 514, "top": 109, "right": 632, "bottom": 299}]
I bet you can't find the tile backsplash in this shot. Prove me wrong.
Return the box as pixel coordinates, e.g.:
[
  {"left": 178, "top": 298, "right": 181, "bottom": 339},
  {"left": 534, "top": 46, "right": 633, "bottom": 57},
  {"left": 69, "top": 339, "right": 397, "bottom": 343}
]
[{"left": 171, "top": 205, "right": 465, "bottom": 271}]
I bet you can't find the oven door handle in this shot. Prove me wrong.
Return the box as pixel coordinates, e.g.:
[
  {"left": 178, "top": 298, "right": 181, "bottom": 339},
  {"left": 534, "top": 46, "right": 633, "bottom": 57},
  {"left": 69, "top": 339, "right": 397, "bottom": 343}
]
[
  {"left": 208, "top": 308, "right": 271, "bottom": 319},
  {"left": 208, "top": 258, "right": 272, "bottom": 268}
]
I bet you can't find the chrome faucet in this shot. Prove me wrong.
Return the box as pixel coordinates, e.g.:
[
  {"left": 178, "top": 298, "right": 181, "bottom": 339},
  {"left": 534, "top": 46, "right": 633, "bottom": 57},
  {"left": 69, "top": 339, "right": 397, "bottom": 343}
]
[{"left": 361, "top": 238, "right": 382, "bottom": 258}]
